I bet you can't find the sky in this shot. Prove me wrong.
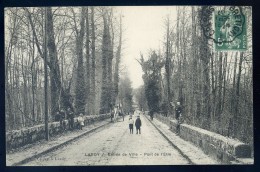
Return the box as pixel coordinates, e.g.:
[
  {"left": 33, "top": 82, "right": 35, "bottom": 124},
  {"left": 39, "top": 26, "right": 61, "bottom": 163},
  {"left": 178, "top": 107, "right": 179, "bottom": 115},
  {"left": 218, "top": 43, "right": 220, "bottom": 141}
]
[
  {"left": 115, "top": 6, "right": 177, "bottom": 89},
  {"left": 4, "top": 6, "right": 177, "bottom": 89}
]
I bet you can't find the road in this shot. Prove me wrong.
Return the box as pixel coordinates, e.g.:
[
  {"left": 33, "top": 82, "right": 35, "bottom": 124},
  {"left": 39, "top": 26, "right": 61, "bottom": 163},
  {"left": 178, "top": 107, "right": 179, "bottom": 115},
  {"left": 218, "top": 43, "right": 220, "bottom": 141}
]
[{"left": 24, "top": 112, "right": 190, "bottom": 165}]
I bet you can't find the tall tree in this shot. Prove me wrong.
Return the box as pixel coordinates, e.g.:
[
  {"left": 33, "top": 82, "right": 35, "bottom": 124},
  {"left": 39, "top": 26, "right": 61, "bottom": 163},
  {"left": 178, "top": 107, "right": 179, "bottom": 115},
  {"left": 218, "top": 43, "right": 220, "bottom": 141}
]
[
  {"left": 85, "top": 7, "right": 91, "bottom": 114},
  {"left": 113, "top": 14, "right": 122, "bottom": 105},
  {"left": 100, "top": 10, "right": 113, "bottom": 113},
  {"left": 233, "top": 52, "right": 244, "bottom": 137},
  {"left": 216, "top": 52, "right": 223, "bottom": 124},
  {"left": 90, "top": 7, "right": 96, "bottom": 115},
  {"left": 75, "top": 7, "right": 86, "bottom": 114},
  {"left": 135, "top": 86, "right": 147, "bottom": 111},
  {"left": 106, "top": 9, "right": 114, "bottom": 108},
  {"left": 118, "top": 74, "right": 133, "bottom": 113},
  {"left": 138, "top": 51, "right": 164, "bottom": 116},
  {"left": 165, "top": 16, "right": 172, "bottom": 116},
  {"left": 199, "top": 7, "right": 211, "bottom": 129},
  {"left": 46, "top": 7, "right": 66, "bottom": 115},
  {"left": 25, "top": 7, "right": 73, "bottom": 116}
]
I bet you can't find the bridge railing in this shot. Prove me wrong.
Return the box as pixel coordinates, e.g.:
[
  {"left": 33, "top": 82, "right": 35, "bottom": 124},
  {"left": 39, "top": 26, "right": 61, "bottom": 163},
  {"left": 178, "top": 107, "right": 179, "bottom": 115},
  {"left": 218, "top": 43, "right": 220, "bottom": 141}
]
[
  {"left": 6, "top": 114, "right": 111, "bottom": 152},
  {"left": 152, "top": 113, "right": 253, "bottom": 164}
]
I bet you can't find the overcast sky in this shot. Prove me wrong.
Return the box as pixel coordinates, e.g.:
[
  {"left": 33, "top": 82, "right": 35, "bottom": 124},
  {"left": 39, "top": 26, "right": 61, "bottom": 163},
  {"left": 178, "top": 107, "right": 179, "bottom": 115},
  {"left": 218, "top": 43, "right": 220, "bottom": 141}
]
[
  {"left": 115, "top": 6, "right": 177, "bottom": 89},
  {"left": 4, "top": 6, "right": 177, "bottom": 89}
]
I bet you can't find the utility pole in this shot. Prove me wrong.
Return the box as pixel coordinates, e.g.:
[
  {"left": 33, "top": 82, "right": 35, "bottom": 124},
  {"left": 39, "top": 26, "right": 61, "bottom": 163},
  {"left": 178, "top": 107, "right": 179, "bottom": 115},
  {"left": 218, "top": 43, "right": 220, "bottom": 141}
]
[{"left": 44, "top": 7, "right": 49, "bottom": 141}]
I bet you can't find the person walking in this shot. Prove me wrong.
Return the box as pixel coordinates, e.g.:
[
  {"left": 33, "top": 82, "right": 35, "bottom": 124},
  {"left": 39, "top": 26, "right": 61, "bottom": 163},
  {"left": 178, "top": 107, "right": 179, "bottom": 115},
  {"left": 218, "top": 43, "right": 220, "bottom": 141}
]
[
  {"left": 135, "top": 115, "right": 142, "bottom": 134},
  {"left": 129, "top": 116, "right": 134, "bottom": 134}
]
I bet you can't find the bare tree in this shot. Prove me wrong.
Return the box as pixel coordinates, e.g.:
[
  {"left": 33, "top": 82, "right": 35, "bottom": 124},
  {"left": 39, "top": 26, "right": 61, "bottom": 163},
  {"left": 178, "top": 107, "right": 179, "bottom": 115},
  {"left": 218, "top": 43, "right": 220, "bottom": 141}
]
[
  {"left": 113, "top": 14, "right": 122, "bottom": 106},
  {"left": 74, "top": 7, "right": 86, "bottom": 114}
]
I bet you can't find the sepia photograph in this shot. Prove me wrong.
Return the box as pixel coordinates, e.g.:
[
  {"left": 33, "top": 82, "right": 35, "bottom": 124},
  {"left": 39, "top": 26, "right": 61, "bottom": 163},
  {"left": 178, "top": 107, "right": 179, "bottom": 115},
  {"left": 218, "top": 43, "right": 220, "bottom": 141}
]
[{"left": 4, "top": 5, "right": 253, "bottom": 166}]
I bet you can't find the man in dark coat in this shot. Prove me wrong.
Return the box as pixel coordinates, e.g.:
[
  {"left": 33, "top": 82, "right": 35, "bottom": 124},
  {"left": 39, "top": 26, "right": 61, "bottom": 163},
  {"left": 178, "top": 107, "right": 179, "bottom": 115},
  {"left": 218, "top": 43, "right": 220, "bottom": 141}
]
[
  {"left": 60, "top": 109, "right": 66, "bottom": 130},
  {"left": 175, "top": 102, "right": 182, "bottom": 134},
  {"left": 67, "top": 107, "right": 74, "bottom": 130},
  {"left": 135, "top": 115, "right": 142, "bottom": 134},
  {"left": 175, "top": 102, "right": 182, "bottom": 120},
  {"left": 54, "top": 111, "right": 60, "bottom": 122}
]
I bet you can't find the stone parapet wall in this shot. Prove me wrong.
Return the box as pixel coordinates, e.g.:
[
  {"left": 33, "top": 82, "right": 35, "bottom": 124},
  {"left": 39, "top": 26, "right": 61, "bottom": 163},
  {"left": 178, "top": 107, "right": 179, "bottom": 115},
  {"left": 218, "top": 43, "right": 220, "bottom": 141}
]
[
  {"left": 6, "top": 114, "right": 111, "bottom": 151},
  {"left": 153, "top": 113, "right": 252, "bottom": 164},
  {"left": 153, "top": 113, "right": 171, "bottom": 127}
]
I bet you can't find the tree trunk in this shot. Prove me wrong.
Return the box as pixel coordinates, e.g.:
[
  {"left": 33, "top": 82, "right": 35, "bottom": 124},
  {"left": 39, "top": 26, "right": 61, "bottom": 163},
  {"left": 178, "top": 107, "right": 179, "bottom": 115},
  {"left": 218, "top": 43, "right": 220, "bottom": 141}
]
[
  {"left": 113, "top": 14, "right": 122, "bottom": 106},
  {"left": 231, "top": 52, "right": 238, "bottom": 136},
  {"left": 25, "top": 7, "right": 73, "bottom": 116},
  {"left": 210, "top": 52, "right": 216, "bottom": 120},
  {"left": 233, "top": 52, "right": 243, "bottom": 137},
  {"left": 222, "top": 52, "right": 228, "bottom": 112},
  {"left": 216, "top": 52, "right": 223, "bottom": 124},
  {"left": 90, "top": 7, "right": 96, "bottom": 115},
  {"left": 75, "top": 7, "right": 86, "bottom": 114},
  {"left": 199, "top": 7, "right": 211, "bottom": 129},
  {"left": 85, "top": 7, "right": 90, "bottom": 115},
  {"left": 107, "top": 11, "right": 113, "bottom": 108},
  {"left": 100, "top": 13, "right": 110, "bottom": 113},
  {"left": 165, "top": 16, "right": 171, "bottom": 116},
  {"left": 46, "top": 7, "right": 63, "bottom": 116},
  {"left": 191, "top": 6, "right": 198, "bottom": 124}
]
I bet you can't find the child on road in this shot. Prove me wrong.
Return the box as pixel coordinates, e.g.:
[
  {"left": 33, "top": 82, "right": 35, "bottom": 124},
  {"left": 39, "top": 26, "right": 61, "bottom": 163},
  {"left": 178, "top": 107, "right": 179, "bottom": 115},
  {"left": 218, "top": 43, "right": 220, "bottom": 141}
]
[
  {"left": 129, "top": 116, "right": 134, "bottom": 134},
  {"left": 78, "top": 113, "right": 84, "bottom": 130}
]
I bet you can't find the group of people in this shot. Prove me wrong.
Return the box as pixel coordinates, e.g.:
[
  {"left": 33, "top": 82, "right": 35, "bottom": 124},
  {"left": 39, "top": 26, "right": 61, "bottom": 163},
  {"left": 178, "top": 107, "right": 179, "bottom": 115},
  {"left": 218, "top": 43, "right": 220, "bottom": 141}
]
[
  {"left": 110, "top": 105, "right": 126, "bottom": 122},
  {"left": 128, "top": 112, "right": 142, "bottom": 134},
  {"left": 54, "top": 107, "right": 85, "bottom": 131},
  {"left": 53, "top": 102, "right": 182, "bottom": 134},
  {"left": 129, "top": 102, "right": 183, "bottom": 135}
]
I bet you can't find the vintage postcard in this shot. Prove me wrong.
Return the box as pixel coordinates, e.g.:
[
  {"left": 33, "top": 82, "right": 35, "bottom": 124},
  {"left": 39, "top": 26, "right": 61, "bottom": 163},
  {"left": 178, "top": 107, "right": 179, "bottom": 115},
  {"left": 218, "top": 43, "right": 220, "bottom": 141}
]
[{"left": 5, "top": 5, "right": 253, "bottom": 166}]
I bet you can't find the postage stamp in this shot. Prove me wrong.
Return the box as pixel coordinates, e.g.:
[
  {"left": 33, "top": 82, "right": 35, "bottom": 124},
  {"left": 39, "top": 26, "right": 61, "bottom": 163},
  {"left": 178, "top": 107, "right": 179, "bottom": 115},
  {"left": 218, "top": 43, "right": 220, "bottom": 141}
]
[
  {"left": 201, "top": 6, "right": 247, "bottom": 51},
  {"left": 214, "top": 7, "right": 247, "bottom": 50}
]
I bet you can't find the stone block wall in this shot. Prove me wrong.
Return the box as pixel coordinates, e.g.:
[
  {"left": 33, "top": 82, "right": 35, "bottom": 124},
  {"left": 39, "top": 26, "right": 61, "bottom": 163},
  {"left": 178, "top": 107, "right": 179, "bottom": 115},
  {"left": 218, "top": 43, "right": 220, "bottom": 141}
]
[
  {"left": 179, "top": 123, "right": 251, "bottom": 163},
  {"left": 6, "top": 114, "right": 110, "bottom": 152},
  {"left": 153, "top": 114, "right": 252, "bottom": 164},
  {"left": 153, "top": 113, "right": 171, "bottom": 127}
]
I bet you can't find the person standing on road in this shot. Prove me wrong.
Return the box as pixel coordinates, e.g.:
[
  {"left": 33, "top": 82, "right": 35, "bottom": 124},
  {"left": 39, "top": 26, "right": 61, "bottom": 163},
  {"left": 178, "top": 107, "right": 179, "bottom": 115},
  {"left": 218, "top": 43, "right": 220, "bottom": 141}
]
[
  {"left": 67, "top": 107, "right": 74, "bottom": 130},
  {"left": 175, "top": 102, "right": 182, "bottom": 134},
  {"left": 135, "top": 115, "right": 142, "bottom": 134},
  {"left": 122, "top": 111, "right": 125, "bottom": 121},
  {"left": 175, "top": 102, "right": 182, "bottom": 120},
  {"left": 114, "top": 105, "right": 118, "bottom": 122},
  {"left": 54, "top": 111, "right": 60, "bottom": 122},
  {"left": 149, "top": 111, "right": 153, "bottom": 121},
  {"left": 110, "top": 109, "right": 114, "bottom": 122},
  {"left": 78, "top": 113, "right": 84, "bottom": 130},
  {"left": 60, "top": 109, "right": 66, "bottom": 131},
  {"left": 129, "top": 116, "right": 134, "bottom": 134}
]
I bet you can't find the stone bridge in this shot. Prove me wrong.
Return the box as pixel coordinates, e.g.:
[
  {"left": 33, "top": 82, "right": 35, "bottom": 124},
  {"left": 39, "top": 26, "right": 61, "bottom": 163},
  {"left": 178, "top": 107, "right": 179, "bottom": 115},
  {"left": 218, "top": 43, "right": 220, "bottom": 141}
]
[{"left": 6, "top": 112, "right": 253, "bottom": 166}]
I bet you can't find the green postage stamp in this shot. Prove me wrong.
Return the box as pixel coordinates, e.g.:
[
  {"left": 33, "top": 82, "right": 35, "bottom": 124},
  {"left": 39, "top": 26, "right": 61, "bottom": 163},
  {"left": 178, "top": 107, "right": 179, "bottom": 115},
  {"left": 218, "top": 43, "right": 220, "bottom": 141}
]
[
  {"left": 214, "top": 7, "right": 247, "bottom": 51},
  {"left": 201, "top": 6, "right": 247, "bottom": 51}
]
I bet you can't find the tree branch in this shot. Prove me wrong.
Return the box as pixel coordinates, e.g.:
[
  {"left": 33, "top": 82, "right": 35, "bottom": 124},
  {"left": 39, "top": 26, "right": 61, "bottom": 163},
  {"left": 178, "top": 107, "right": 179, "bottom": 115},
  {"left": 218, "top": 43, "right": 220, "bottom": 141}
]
[
  {"left": 136, "top": 58, "right": 142, "bottom": 66},
  {"left": 23, "top": 7, "right": 51, "bottom": 67}
]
